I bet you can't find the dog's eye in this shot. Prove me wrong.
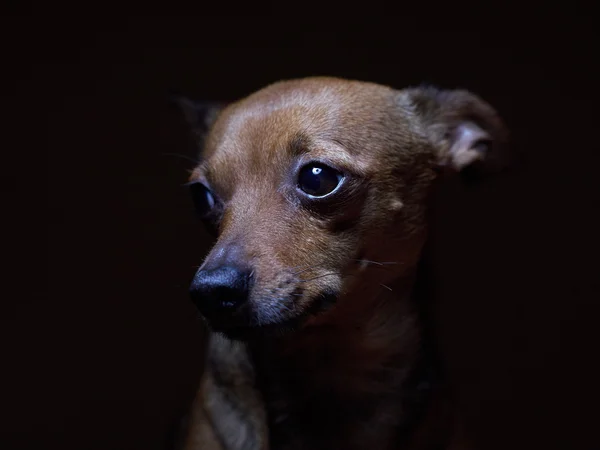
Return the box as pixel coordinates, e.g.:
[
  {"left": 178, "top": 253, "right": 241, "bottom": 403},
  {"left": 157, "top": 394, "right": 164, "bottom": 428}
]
[
  {"left": 298, "top": 163, "right": 343, "bottom": 197},
  {"left": 189, "top": 182, "right": 216, "bottom": 217}
]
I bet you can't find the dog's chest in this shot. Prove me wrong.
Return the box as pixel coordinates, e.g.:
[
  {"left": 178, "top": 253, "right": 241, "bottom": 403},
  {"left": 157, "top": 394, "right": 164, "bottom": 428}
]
[
  {"left": 248, "top": 322, "right": 423, "bottom": 449},
  {"left": 255, "top": 359, "right": 407, "bottom": 450}
]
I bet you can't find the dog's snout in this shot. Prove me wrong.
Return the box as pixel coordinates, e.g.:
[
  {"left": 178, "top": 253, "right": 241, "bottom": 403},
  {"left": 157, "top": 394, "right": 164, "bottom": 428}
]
[{"left": 189, "top": 266, "right": 251, "bottom": 319}]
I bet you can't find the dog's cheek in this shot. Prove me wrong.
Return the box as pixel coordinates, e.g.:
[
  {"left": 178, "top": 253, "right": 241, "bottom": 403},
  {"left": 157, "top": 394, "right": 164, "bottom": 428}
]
[{"left": 355, "top": 191, "right": 428, "bottom": 274}]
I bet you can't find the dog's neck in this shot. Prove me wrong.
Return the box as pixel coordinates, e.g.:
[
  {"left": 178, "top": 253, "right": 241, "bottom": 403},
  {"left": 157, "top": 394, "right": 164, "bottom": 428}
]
[{"left": 249, "top": 272, "right": 438, "bottom": 449}]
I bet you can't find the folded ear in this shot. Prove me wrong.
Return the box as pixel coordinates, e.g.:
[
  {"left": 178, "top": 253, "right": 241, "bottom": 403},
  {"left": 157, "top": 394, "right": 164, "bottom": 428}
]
[
  {"left": 169, "top": 95, "right": 226, "bottom": 150},
  {"left": 404, "top": 86, "right": 510, "bottom": 176}
]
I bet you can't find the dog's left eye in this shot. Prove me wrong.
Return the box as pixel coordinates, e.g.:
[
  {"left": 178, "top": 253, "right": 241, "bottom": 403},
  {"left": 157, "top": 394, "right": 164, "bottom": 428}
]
[
  {"left": 297, "top": 163, "right": 343, "bottom": 197},
  {"left": 189, "top": 182, "right": 216, "bottom": 217}
]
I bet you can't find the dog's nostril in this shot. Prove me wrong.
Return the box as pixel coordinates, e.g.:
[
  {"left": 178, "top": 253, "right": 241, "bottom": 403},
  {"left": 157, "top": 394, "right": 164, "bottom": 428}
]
[{"left": 189, "top": 266, "right": 251, "bottom": 316}]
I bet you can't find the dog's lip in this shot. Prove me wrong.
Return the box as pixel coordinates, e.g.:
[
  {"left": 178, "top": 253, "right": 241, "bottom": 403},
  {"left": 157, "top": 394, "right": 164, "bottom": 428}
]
[
  {"left": 209, "top": 316, "right": 306, "bottom": 341},
  {"left": 205, "top": 291, "right": 339, "bottom": 341}
]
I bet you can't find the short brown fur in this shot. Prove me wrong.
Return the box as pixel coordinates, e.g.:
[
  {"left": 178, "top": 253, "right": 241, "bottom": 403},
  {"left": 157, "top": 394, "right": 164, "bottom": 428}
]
[{"left": 174, "top": 77, "right": 508, "bottom": 450}]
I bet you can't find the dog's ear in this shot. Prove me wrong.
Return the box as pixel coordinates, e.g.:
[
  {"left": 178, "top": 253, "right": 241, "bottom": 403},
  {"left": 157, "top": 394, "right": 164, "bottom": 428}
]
[
  {"left": 169, "top": 95, "right": 226, "bottom": 150},
  {"left": 404, "top": 86, "right": 509, "bottom": 176}
]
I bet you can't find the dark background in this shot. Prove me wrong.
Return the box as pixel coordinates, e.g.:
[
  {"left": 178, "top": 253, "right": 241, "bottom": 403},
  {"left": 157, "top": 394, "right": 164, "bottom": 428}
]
[{"left": 6, "top": 11, "right": 600, "bottom": 450}]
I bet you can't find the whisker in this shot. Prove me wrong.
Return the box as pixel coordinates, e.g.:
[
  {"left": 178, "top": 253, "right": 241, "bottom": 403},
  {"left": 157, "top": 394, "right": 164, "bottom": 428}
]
[
  {"left": 299, "top": 272, "right": 359, "bottom": 283},
  {"left": 299, "top": 272, "right": 339, "bottom": 283},
  {"left": 380, "top": 283, "right": 393, "bottom": 292},
  {"left": 355, "top": 259, "right": 400, "bottom": 266},
  {"left": 291, "top": 266, "right": 314, "bottom": 276},
  {"left": 162, "top": 152, "right": 200, "bottom": 165}
]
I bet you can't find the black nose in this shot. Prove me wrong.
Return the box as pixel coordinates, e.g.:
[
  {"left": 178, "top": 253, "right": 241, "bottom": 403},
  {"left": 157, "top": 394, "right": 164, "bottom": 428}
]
[{"left": 189, "top": 266, "right": 251, "bottom": 319}]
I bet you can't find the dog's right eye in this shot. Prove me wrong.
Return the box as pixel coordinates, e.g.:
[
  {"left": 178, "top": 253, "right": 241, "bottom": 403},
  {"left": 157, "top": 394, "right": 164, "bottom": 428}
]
[
  {"left": 189, "top": 182, "right": 216, "bottom": 218},
  {"left": 297, "top": 163, "right": 343, "bottom": 198}
]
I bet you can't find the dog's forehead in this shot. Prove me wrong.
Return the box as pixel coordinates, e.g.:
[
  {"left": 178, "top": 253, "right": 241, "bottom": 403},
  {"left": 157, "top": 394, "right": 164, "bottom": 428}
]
[
  {"left": 200, "top": 78, "right": 404, "bottom": 182},
  {"left": 213, "top": 82, "right": 353, "bottom": 154}
]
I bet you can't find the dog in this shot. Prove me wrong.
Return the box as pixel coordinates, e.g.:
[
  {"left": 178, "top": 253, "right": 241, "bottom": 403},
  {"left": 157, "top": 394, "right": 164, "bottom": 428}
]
[{"left": 171, "top": 77, "right": 508, "bottom": 450}]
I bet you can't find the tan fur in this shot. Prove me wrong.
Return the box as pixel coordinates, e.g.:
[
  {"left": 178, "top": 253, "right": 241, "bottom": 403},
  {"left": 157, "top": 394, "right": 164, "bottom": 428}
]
[
  {"left": 184, "top": 337, "right": 269, "bottom": 450},
  {"left": 176, "top": 77, "right": 507, "bottom": 449}
]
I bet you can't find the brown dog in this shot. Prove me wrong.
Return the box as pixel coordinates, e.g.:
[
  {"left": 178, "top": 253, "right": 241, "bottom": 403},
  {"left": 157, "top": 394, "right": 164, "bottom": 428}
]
[{"left": 172, "top": 77, "right": 508, "bottom": 450}]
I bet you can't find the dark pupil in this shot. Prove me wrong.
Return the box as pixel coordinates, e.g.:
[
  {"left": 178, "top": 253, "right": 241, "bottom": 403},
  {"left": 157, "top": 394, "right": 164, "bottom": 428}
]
[
  {"left": 299, "top": 164, "right": 340, "bottom": 196},
  {"left": 190, "top": 182, "right": 215, "bottom": 217}
]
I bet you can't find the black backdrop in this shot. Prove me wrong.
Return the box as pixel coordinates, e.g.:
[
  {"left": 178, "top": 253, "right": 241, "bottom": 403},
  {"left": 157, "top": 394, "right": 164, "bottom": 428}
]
[{"left": 6, "top": 11, "right": 600, "bottom": 450}]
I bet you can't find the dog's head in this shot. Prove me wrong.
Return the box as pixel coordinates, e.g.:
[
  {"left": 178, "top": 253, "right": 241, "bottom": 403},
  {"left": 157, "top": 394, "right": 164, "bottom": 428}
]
[{"left": 174, "top": 77, "right": 508, "bottom": 340}]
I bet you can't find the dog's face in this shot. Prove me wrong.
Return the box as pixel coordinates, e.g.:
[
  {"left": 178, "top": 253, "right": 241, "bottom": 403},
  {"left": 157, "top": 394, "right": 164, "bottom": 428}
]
[{"left": 177, "top": 77, "right": 507, "bottom": 339}]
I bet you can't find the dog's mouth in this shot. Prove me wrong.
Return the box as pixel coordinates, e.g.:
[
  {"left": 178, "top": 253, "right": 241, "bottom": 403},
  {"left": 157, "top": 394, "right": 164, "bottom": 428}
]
[{"left": 204, "top": 291, "right": 339, "bottom": 341}]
